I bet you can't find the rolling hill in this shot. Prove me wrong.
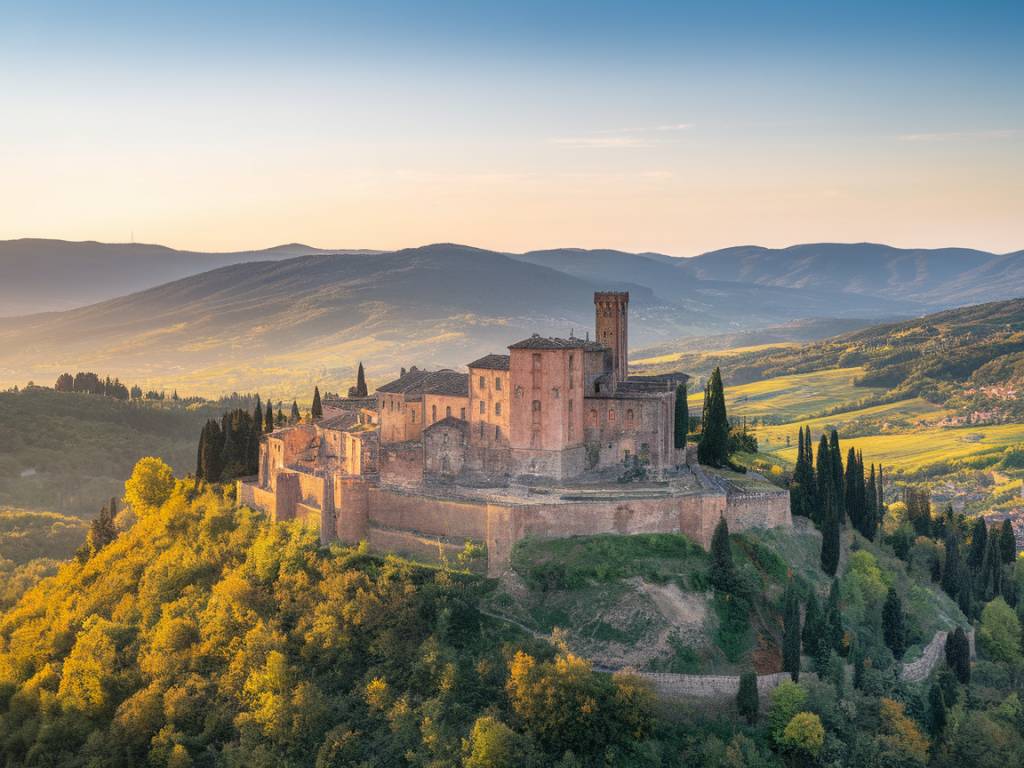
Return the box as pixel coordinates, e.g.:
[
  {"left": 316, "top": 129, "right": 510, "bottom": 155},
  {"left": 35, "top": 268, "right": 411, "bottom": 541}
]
[{"left": 0, "top": 239, "right": 379, "bottom": 316}]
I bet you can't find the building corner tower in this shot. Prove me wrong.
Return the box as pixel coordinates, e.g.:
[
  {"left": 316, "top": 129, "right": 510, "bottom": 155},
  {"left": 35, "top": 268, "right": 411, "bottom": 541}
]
[{"left": 594, "top": 291, "right": 629, "bottom": 383}]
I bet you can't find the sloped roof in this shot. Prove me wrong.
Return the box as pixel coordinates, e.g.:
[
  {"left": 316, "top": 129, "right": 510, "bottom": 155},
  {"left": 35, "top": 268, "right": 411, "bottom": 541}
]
[
  {"left": 376, "top": 368, "right": 469, "bottom": 397},
  {"left": 467, "top": 353, "right": 510, "bottom": 371},
  {"left": 319, "top": 412, "right": 359, "bottom": 431},
  {"left": 508, "top": 334, "right": 603, "bottom": 351}
]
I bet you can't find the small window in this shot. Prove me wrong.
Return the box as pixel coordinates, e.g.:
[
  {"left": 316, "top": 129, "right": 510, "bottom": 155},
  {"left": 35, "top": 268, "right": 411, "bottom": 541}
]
[
  {"left": 446, "top": 406, "right": 452, "bottom": 418},
  {"left": 432, "top": 405, "right": 437, "bottom": 422},
  {"left": 479, "top": 400, "right": 485, "bottom": 415},
  {"left": 479, "top": 423, "right": 484, "bottom": 438},
  {"left": 532, "top": 400, "right": 541, "bottom": 425},
  {"left": 411, "top": 411, "right": 416, "bottom": 423},
  {"left": 590, "top": 408, "right": 598, "bottom": 425},
  {"left": 495, "top": 426, "right": 501, "bottom": 440},
  {"left": 479, "top": 375, "right": 486, "bottom": 388},
  {"left": 608, "top": 410, "right": 615, "bottom": 422},
  {"left": 626, "top": 408, "right": 634, "bottom": 423},
  {"left": 495, "top": 402, "right": 502, "bottom": 416},
  {"left": 460, "top": 407, "right": 466, "bottom": 419},
  {"left": 495, "top": 377, "right": 502, "bottom": 391}
]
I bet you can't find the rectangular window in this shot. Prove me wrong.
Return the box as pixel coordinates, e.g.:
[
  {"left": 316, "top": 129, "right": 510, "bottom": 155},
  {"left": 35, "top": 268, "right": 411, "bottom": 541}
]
[
  {"left": 531, "top": 399, "right": 541, "bottom": 425},
  {"left": 495, "top": 425, "right": 501, "bottom": 440},
  {"left": 532, "top": 353, "right": 542, "bottom": 389},
  {"left": 495, "top": 377, "right": 502, "bottom": 391},
  {"left": 432, "top": 405, "right": 437, "bottom": 422},
  {"left": 568, "top": 353, "right": 575, "bottom": 389},
  {"left": 479, "top": 375, "right": 486, "bottom": 388},
  {"left": 495, "top": 402, "right": 502, "bottom": 416},
  {"left": 479, "top": 400, "right": 485, "bottom": 415},
  {"left": 460, "top": 408, "right": 466, "bottom": 420},
  {"left": 446, "top": 406, "right": 452, "bottom": 418}
]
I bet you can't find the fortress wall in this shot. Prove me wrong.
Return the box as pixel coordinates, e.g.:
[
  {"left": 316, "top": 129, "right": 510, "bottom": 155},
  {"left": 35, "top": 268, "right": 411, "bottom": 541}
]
[
  {"left": 297, "top": 473, "right": 326, "bottom": 507},
  {"left": 334, "top": 478, "right": 370, "bottom": 543},
  {"left": 380, "top": 443, "right": 424, "bottom": 486},
  {"left": 367, "top": 487, "right": 489, "bottom": 541},
  {"left": 295, "top": 502, "right": 323, "bottom": 529},
  {"left": 723, "top": 491, "right": 792, "bottom": 533},
  {"left": 274, "top": 473, "right": 301, "bottom": 522},
  {"left": 236, "top": 480, "right": 257, "bottom": 509},
  {"left": 367, "top": 526, "right": 470, "bottom": 564}
]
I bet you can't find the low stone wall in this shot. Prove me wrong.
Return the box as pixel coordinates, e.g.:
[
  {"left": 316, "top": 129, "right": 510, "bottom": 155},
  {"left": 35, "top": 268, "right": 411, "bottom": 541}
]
[
  {"left": 636, "top": 671, "right": 804, "bottom": 700},
  {"left": 367, "top": 525, "right": 473, "bottom": 564},
  {"left": 901, "top": 628, "right": 976, "bottom": 683}
]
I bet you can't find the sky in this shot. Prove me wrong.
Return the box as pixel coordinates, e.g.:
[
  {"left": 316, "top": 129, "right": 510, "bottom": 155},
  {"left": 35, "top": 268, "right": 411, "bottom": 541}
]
[{"left": 1, "top": 0, "right": 1022, "bottom": 255}]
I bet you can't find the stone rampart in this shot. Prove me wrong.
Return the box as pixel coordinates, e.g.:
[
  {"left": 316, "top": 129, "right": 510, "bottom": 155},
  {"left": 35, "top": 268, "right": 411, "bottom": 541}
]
[
  {"left": 367, "top": 525, "right": 472, "bottom": 565},
  {"left": 368, "top": 487, "right": 489, "bottom": 541}
]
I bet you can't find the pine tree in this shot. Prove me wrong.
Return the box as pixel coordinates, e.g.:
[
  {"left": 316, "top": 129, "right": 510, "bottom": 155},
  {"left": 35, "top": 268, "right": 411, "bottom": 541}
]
[
  {"left": 882, "top": 587, "right": 906, "bottom": 659},
  {"left": 709, "top": 517, "right": 735, "bottom": 593},
  {"left": 782, "top": 581, "right": 801, "bottom": 681},
  {"left": 291, "top": 400, "right": 301, "bottom": 423},
  {"left": 945, "top": 627, "right": 971, "bottom": 684},
  {"left": 820, "top": 490, "right": 840, "bottom": 576},
  {"left": 928, "top": 682, "right": 947, "bottom": 736},
  {"left": 312, "top": 386, "right": 323, "bottom": 421},
  {"left": 737, "top": 671, "right": 759, "bottom": 724},
  {"left": 801, "top": 590, "right": 822, "bottom": 655},
  {"left": 942, "top": 529, "right": 961, "bottom": 598},
  {"left": 355, "top": 361, "right": 368, "bottom": 397},
  {"left": 673, "top": 382, "right": 688, "bottom": 450},
  {"left": 829, "top": 430, "right": 845, "bottom": 525},
  {"left": 698, "top": 368, "right": 730, "bottom": 467},
  {"left": 1000, "top": 519, "right": 1016, "bottom": 564}
]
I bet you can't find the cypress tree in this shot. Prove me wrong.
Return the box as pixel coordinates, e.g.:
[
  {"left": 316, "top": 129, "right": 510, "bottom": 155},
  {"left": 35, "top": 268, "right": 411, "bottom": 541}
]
[
  {"left": 958, "top": 570, "right": 974, "bottom": 621},
  {"left": 673, "top": 382, "right": 688, "bottom": 450},
  {"left": 882, "top": 587, "right": 907, "bottom": 660},
  {"left": 820, "top": 490, "right": 840, "bottom": 576},
  {"left": 790, "top": 428, "right": 805, "bottom": 518},
  {"left": 829, "top": 430, "right": 845, "bottom": 525},
  {"left": 200, "top": 419, "right": 224, "bottom": 483},
  {"left": 877, "top": 465, "right": 885, "bottom": 515},
  {"left": 312, "top": 386, "right": 323, "bottom": 420},
  {"left": 264, "top": 398, "right": 274, "bottom": 433},
  {"left": 1000, "top": 519, "right": 1016, "bottom": 564},
  {"left": 698, "top": 368, "right": 730, "bottom": 467},
  {"left": 852, "top": 646, "right": 865, "bottom": 690},
  {"left": 863, "top": 464, "right": 878, "bottom": 541},
  {"left": 709, "top": 517, "right": 735, "bottom": 593},
  {"left": 928, "top": 682, "right": 947, "bottom": 736},
  {"left": 814, "top": 434, "right": 832, "bottom": 527},
  {"left": 85, "top": 498, "right": 118, "bottom": 557},
  {"left": 276, "top": 407, "right": 285, "bottom": 426},
  {"left": 844, "top": 446, "right": 860, "bottom": 532},
  {"left": 253, "top": 395, "right": 263, "bottom": 437},
  {"left": 981, "top": 533, "right": 1003, "bottom": 601},
  {"left": 801, "top": 590, "right": 822, "bottom": 655},
  {"left": 942, "top": 529, "right": 961, "bottom": 598},
  {"left": 291, "top": 400, "right": 301, "bottom": 423},
  {"left": 248, "top": 403, "right": 262, "bottom": 475},
  {"left": 825, "top": 579, "right": 844, "bottom": 653},
  {"left": 782, "top": 581, "right": 801, "bottom": 681},
  {"left": 737, "top": 671, "right": 759, "bottom": 724},
  {"left": 355, "top": 361, "right": 368, "bottom": 397},
  {"left": 196, "top": 422, "right": 207, "bottom": 479},
  {"left": 968, "top": 516, "right": 987, "bottom": 573},
  {"left": 944, "top": 627, "right": 971, "bottom": 684}
]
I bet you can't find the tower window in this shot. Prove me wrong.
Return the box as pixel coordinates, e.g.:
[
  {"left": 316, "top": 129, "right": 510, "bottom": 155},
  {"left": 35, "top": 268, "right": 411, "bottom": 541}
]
[
  {"left": 461, "top": 407, "right": 466, "bottom": 419},
  {"left": 495, "top": 426, "right": 501, "bottom": 440},
  {"left": 432, "top": 405, "right": 437, "bottom": 422},
  {"left": 532, "top": 400, "right": 541, "bottom": 425}
]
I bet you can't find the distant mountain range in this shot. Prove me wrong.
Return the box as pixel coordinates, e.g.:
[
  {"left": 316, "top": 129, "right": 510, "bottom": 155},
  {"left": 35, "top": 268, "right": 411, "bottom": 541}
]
[
  {"left": 0, "top": 239, "right": 1021, "bottom": 396},
  {"left": 0, "top": 239, "right": 380, "bottom": 315}
]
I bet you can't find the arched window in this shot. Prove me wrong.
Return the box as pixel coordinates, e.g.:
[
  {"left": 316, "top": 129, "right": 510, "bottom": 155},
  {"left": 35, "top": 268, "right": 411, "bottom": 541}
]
[
  {"left": 446, "top": 406, "right": 452, "bottom": 418},
  {"left": 626, "top": 409, "right": 634, "bottom": 424}
]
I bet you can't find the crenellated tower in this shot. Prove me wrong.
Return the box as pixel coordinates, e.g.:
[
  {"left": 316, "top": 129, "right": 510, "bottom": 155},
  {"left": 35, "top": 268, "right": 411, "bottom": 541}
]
[{"left": 594, "top": 291, "right": 629, "bottom": 383}]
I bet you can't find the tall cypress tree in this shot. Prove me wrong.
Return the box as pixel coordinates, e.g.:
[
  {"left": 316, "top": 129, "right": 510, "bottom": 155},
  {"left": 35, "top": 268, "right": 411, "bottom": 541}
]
[
  {"left": 674, "top": 382, "right": 688, "bottom": 450},
  {"left": 821, "top": 491, "right": 840, "bottom": 576},
  {"left": 709, "top": 517, "right": 735, "bottom": 593},
  {"left": 253, "top": 395, "right": 263, "bottom": 437},
  {"left": 825, "top": 579, "right": 844, "bottom": 653},
  {"left": 801, "top": 590, "right": 822, "bottom": 654},
  {"left": 312, "top": 386, "right": 323, "bottom": 421},
  {"left": 737, "top": 671, "right": 759, "bottom": 724},
  {"left": 928, "top": 682, "right": 947, "bottom": 737},
  {"left": 815, "top": 434, "right": 832, "bottom": 527},
  {"left": 196, "top": 422, "right": 207, "bottom": 479},
  {"left": 844, "top": 446, "right": 860, "bottom": 532},
  {"left": 264, "top": 399, "right": 274, "bottom": 433},
  {"left": 942, "top": 528, "right": 961, "bottom": 598},
  {"left": 968, "top": 516, "right": 988, "bottom": 573},
  {"left": 291, "top": 400, "right": 301, "bottom": 423},
  {"left": 782, "top": 581, "right": 801, "bottom": 681},
  {"left": 945, "top": 626, "right": 971, "bottom": 684},
  {"left": 1000, "top": 519, "right": 1016, "bottom": 564},
  {"left": 698, "top": 368, "right": 730, "bottom": 467},
  {"left": 863, "top": 464, "right": 878, "bottom": 540},
  {"left": 829, "top": 430, "right": 845, "bottom": 525},
  {"left": 355, "top": 361, "right": 368, "bottom": 397},
  {"left": 882, "top": 587, "right": 907, "bottom": 659}
]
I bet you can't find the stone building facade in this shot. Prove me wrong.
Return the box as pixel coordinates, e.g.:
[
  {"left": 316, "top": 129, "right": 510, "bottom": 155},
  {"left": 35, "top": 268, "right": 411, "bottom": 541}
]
[{"left": 239, "top": 291, "right": 792, "bottom": 574}]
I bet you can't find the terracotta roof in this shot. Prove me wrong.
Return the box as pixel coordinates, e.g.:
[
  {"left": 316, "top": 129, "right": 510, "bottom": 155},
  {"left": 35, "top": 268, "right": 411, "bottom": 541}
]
[
  {"left": 424, "top": 415, "right": 468, "bottom": 432},
  {"left": 319, "top": 413, "right": 359, "bottom": 431},
  {"left": 376, "top": 368, "right": 469, "bottom": 397},
  {"left": 508, "top": 334, "right": 602, "bottom": 350},
  {"left": 467, "top": 354, "right": 510, "bottom": 371}
]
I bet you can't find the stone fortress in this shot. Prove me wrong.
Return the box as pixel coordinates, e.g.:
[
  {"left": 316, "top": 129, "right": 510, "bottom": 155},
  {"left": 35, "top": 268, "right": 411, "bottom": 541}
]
[{"left": 238, "top": 292, "right": 791, "bottom": 574}]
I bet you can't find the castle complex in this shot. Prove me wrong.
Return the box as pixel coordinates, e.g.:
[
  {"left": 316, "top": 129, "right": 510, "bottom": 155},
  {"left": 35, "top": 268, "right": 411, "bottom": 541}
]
[{"left": 239, "top": 292, "right": 791, "bottom": 574}]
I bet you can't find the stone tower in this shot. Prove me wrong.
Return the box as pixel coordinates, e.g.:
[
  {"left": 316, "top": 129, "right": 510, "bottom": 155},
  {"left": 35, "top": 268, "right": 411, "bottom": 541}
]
[{"left": 594, "top": 291, "right": 629, "bottom": 383}]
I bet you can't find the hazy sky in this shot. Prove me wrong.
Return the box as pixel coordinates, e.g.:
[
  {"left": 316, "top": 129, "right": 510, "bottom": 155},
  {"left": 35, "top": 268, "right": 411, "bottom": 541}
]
[{"left": 2, "top": 1, "right": 1022, "bottom": 255}]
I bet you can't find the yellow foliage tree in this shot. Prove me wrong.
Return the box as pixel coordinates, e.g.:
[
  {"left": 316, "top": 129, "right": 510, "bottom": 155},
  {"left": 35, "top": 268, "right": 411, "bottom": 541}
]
[
  {"left": 878, "top": 697, "right": 929, "bottom": 766},
  {"left": 780, "top": 711, "right": 825, "bottom": 757},
  {"left": 124, "top": 457, "right": 175, "bottom": 516}
]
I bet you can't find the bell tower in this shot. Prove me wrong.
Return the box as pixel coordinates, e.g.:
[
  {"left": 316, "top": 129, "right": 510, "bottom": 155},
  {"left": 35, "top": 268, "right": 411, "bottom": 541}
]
[{"left": 594, "top": 291, "right": 629, "bottom": 383}]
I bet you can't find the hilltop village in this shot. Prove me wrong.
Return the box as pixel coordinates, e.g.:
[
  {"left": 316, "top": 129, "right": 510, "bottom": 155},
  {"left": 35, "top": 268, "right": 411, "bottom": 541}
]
[{"left": 239, "top": 292, "right": 790, "bottom": 573}]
